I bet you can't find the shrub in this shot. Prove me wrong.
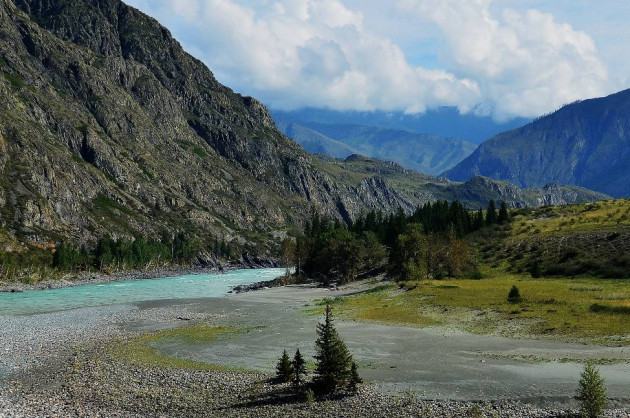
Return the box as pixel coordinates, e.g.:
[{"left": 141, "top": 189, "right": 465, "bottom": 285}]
[
  {"left": 507, "top": 285, "right": 522, "bottom": 303},
  {"left": 576, "top": 363, "right": 607, "bottom": 418}
]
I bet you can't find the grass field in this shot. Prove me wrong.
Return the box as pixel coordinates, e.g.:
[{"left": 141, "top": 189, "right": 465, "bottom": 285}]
[
  {"left": 110, "top": 323, "right": 251, "bottom": 370},
  {"left": 310, "top": 270, "right": 630, "bottom": 346}
]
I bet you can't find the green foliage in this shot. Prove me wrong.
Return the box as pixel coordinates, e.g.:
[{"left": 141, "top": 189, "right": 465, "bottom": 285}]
[
  {"left": 508, "top": 285, "right": 522, "bottom": 303},
  {"left": 94, "top": 235, "right": 173, "bottom": 270},
  {"left": 589, "top": 304, "right": 630, "bottom": 315},
  {"left": 389, "top": 224, "right": 475, "bottom": 281},
  {"left": 52, "top": 242, "right": 83, "bottom": 270},
  {"left": 276, "top": 349, "right": 294, "bottom": 383},
  {"left": 3, "top": 72, "right": 26, "bottom": 89},
  {"left": 530, "top": 261, "right": 543, "bottom": 278},
  {"left": 292, "top": 349, "right": 307, "bottom": 392},
  {"left": 347, "top": 361, "right": 362, "bottom": 393},
  {"left": 302, "top": 226, "right": 386, "bottom": 285},
  {"left": 485, "top": 200, "right": 498, "bottom": 226},
  {"left": 498, "top": 201, "right": 510, "bottom": 224},
  {"left": 576, "top": 363, "right": 607, "bottom": 418},
  {"left": 304, "top": 388, "right": 315, "bottom": 404},
  {"left": 313, "top": 304, "right": 353, "bottom": 394}
]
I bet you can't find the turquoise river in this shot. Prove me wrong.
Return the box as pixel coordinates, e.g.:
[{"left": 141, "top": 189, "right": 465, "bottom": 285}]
[{"left": 0, "top": 268, "right": 286, "bottom": 316}]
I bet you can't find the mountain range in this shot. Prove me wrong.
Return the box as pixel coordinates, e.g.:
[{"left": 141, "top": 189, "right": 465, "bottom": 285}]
[
  {"left": 271, "top": 108, "right": 530, "bottom": 145},
  {"left": 0, "top": 0, "right": 610, "bottom": 255},
  {"left": 444, "top": 90, "right": 630, "bottom": 198},
  {"left": 273, "top": 119, "right": 476, "bottom": 175}
]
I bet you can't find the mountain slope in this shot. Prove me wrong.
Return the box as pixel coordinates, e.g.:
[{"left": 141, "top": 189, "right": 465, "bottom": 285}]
[
  {"left": 291, "top": 123, "right": 477, "bottom": 175},
  {"left": 443, "top": 90, "right": 630, "bottom": 198},
  {"left": 273, "top": 121, "right": 357, "bottom": 159},
  {"left": 314, "top": 155, "right": 609, "bottom": 210},
  {"left": 0, "top": 0, "right": 427, "bottom": 251}
]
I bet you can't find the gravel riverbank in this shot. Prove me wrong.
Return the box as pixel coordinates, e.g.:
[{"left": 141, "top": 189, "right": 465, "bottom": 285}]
[{"left": 0, "top": 281, "right": 629, "bottom": 417}]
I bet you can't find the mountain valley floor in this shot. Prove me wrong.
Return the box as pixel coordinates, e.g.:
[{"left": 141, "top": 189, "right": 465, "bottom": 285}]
[{"left": 0, "top": 280, "right": 629, "bottom": 417}]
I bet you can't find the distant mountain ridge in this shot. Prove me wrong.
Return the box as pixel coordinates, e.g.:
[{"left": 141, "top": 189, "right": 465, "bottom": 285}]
[
  {"left": 274, "top": 118, "right": 477, "bottom": 175},
  {"left": 272, "top": 107, "right": 530, "bottom": 145},
  {"left": 443, "top": 89, "right": 630, "bottom": 198}
]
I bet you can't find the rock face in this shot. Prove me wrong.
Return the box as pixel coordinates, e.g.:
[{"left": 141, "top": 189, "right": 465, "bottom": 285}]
[
  {"left": 443, "top": 89, "right": 630, "bottom": 198},
  {"left": 0, "top": 0, "right": 611, "bottom": 253},
  {"left": 0, "top": 0, "right": 428, "bottom": 249}
]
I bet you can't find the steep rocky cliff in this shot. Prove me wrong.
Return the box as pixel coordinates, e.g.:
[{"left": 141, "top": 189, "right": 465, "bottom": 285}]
[
  {"left": 443, "top": 89, "right": 630, "bottom": 197},
  {"left": 0, "top": 0, "right": 611, "bottom": 256},
  {"left": 0, "top": 0, "right": 424, "bottom": 251}
]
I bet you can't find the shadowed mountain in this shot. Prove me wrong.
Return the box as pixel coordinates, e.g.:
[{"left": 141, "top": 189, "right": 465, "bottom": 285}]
[
  {"left": 444, "top": 90, "right": 630, "bottom": 198},
  {"left": 275, "top": 120, "right": 476, "bottom": 176}
]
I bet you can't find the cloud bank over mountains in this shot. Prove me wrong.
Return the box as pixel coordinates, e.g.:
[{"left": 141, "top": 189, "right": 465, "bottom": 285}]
[{"left": 126, "top": 0, "right": 617, "bottom": 120}]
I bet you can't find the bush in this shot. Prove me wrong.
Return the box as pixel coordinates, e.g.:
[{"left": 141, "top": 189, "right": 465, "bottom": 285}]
[
  {"left": 507, "top": 285, "right": 522, "bottom": 303},
  {"left": 576, "top": 363, "right": 607, "bottom": 418}
]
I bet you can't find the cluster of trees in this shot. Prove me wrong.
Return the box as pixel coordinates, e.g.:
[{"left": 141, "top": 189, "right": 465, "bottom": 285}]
[
  {"left": 388, "top": 224, "right": 476, "bottom": 281},
  {"left": 276, "top": 304, "right": 361, "bottom": 397},
  {"left": 52, "top": 231, "right": 233, "bottom": 271},
  {"left": 288, "top": 199, "right": 504, "bottom": 284}
]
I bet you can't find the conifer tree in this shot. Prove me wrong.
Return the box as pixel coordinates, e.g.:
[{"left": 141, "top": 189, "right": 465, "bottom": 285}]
[
  {"left": 498, "top": 201, "right": 510, "bottom": 224},
  {"left": 577, "top": 363, "right": 607, "bottom": 418},
  {"left": 292, "top": 349, "right": 308, "bottom": 392},
  {"left": 485, "top": 200, "right": 498, "bottom": 225},
  {"left": 314, "top": 304, "right": 352, "bottom": 394},
  {"left": 508, "top": 285, "right": 522, "bottom": 303},
  {"left": 348, "top": 361, "right": 362, "bottom": 393},
  {"left": 276, "top": 349, "right": 294, "bottom": 383}
]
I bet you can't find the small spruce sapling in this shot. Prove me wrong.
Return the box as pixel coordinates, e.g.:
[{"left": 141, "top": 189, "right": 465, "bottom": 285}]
[
  {"left": 292, "top": 349, "right": 307, "bottom": 392},
  {"left": 348, "top": 361, "right": 362, "bottom": 393},
  {"left": 507, "top": 285, "right": 522, "bottom": 303},
  {"left": 276, "top": 349, "right": 294, "bottom": 383},
  {"left": 577, "top": 363, "right": 607, "bottom": 418}
]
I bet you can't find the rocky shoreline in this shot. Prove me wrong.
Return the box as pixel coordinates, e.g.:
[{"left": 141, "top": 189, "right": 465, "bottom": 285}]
[
  {"left": 2, "top": 345, "right": 628, "bottom": 418},
  {"left": 0, "top": 255, "right": 280, "bottom": 293}
]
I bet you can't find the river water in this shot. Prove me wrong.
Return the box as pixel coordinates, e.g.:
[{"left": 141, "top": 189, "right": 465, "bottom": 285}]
[{"left": 0, "top": 268, "right": 285, "bottom": 316}]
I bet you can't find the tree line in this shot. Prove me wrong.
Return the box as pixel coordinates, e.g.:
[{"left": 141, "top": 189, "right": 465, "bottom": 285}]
[
  {"left": 52, "top": 231, "right": 234, "bottom": 271},
  {"left": 284, "top": 200, "right": 508, "bottom": 284}
]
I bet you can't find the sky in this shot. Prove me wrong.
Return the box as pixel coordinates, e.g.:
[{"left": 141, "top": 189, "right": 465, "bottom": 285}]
[{"left": 124, "top": 0, "right": 630, "bottom": 121}]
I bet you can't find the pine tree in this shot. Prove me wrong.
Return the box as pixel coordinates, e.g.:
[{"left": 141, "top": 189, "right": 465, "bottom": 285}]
[
  {"left": 292, "top": 349, "right": 308, "bottom": 392},
  {"left": 313, "top": 304, "right": 352, "bottom": 394},
  {"left": 498, "top": 201, "right": 510, "bottom": 224},
  {"left": 276, "top": 350, "right": 294, "bottom": 383},
  {"left": 577, "top": 363, "right": 607, "bottom": 418},
  {"left": 347, "top": 361, "right": 362, "bottom": 393},
  {"left": 508, "top": 285, "right": 522, "bottom": 303},
  {"left": 485, "top": 200, "right": 498, "bottom": 225}
]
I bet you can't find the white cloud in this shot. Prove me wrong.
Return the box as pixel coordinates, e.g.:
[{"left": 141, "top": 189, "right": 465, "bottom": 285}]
[
  {"left": 399, "top": 0, "right": 609, "bottom": 119},
  {"left": 125, "top": 0, "right": 611, "bottom": 120}
]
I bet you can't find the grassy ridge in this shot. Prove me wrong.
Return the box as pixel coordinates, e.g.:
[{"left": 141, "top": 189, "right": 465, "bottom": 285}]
[{"left": 477, "top": 199, "right": 630, "bottom": 279}]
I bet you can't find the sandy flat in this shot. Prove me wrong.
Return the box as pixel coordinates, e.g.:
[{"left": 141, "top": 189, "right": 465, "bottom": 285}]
[{"left": 144, "top": 283, "right": 630, "bottom": 409}]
